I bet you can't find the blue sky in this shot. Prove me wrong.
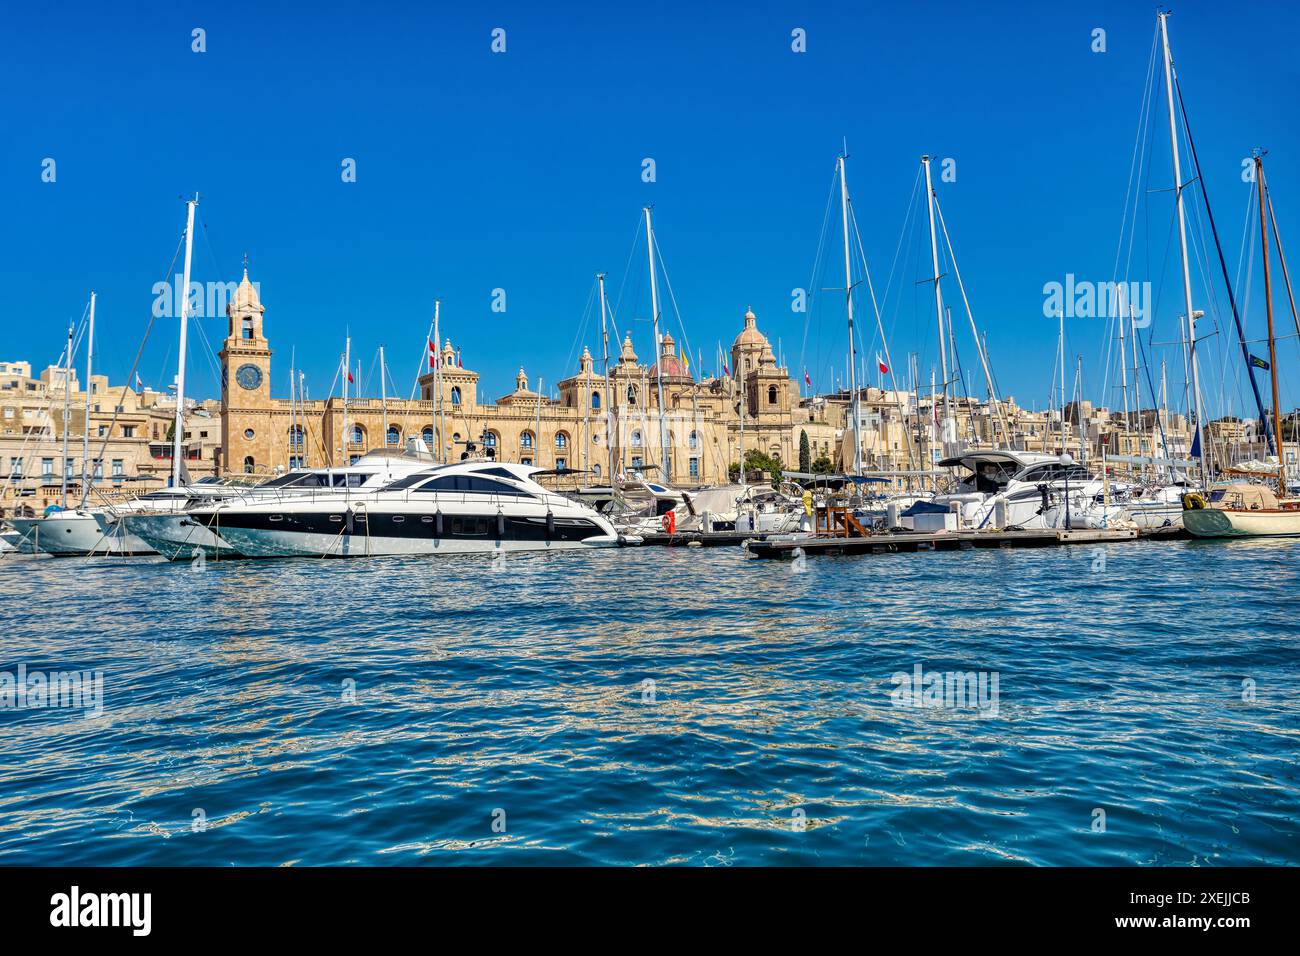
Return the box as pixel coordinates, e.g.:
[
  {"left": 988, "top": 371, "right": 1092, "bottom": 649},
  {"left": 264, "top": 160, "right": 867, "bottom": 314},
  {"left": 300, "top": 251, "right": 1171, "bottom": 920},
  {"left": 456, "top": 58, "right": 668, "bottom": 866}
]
[{"left": 3, "top": 0, "right": 1298, "bottom": 419}]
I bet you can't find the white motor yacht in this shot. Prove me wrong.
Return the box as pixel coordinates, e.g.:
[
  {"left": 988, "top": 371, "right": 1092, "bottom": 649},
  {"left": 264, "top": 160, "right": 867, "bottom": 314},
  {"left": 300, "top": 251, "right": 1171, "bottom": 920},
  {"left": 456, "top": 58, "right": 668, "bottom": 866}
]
[{"left": 186, "top": 459, "right": 622, "bottom": 558}]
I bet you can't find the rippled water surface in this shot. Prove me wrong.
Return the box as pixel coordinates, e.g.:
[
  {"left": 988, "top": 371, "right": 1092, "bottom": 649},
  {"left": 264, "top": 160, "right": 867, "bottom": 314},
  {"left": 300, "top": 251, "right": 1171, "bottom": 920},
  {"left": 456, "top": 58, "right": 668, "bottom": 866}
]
[{"left": 0, "top": 538, "right": 1297, "bottom": 865}]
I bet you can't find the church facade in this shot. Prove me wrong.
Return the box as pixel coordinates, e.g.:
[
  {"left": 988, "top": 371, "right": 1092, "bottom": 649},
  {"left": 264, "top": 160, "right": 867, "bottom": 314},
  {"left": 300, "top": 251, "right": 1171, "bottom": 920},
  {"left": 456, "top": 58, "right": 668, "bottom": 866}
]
[{"left": 218, "top": 269, "right": 831, "bottom": 485}]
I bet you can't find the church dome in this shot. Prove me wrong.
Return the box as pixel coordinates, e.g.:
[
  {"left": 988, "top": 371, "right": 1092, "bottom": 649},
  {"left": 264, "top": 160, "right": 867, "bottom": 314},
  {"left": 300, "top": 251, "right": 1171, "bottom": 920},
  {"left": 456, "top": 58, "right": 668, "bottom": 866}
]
[
  {"left": 650, "top": 331, "right": 692, "bottom": 382},
  {"left": 227, "top": 268, "right": 264, "bottom": 317},
  {"left": 731, "top": 307, "right": 768, "bottom": 350}
]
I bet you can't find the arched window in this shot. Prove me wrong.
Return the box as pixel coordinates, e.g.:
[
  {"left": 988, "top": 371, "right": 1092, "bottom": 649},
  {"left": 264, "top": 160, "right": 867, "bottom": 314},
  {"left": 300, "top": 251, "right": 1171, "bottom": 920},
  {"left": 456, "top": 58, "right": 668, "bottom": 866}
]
[
  {"left": 591, "top": 390, "right": 601, "bottom": 410},
  {"left": 632, "top": 430, "right": 643, "bottom": 447},
  {"left": 421, "top": 426, "right": 434, "bottom": 445},
  {"left": 626, "top": 385, "right": 637, "bottom": 405},
  {"left": 484, "top": 431, "right": 498, "bottom": 448},
  {"left": 386, "top": 425, "right": 401, "bottom": 446},
  {"left": 242, "top": 317, "right": 254, "bottom": 340},
  {"left": 520, "top": 431, "right": 534, "bottom": 450},
  {"left": 451, "top": 386, "right": 462, "bottom": 406},
  {"left": 768, "top": 385, "right": 778, "bottom": 405},
  {"left": 349, "top": 424, "right": 365, "bottom": 446},
  {"left": 592, "top": 464, "right": 602, "bottom": 477},
  {"left": 243, "top": 455, "right": 254, "bottom": 474},
  {"left": 288, "top": 425, "right": 304, "bottom": 449},
  {"left": 555, "top": 431, "right": 569, "bottom": 449},
  {"left": 688, "top": 430, "right": 699, "bottom": 450}
]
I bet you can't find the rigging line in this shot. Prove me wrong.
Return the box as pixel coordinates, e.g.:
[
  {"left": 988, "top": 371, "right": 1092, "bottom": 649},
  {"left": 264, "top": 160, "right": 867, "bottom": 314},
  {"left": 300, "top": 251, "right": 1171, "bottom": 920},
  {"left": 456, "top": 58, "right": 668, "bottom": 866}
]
[
  {"left": 1173, "top": 73, "right": 1270, "bottom": 444},
  {"left": 561, "top": 279, "right": 599, "bottom": 382},
  {"left": 797, "top": 162, "right": 841, "bottom": 383},
  {"left": 1105, "top": 24, "right": 1161, "bottom": 399},
  {"left": 1264, "top": 181, "right": 1300, "bottom": 356},
  {"left": 609, "top": 213, "right": 644, "bottom": 340},
  {"left": 85, "top": 229, "right": 187, "bottom": 478},
  {"left": 847, "top": 199, "right": 917, "bottom": 470},
  {"left": 650, "top": 229, "right": 695, "bottom": 370}
]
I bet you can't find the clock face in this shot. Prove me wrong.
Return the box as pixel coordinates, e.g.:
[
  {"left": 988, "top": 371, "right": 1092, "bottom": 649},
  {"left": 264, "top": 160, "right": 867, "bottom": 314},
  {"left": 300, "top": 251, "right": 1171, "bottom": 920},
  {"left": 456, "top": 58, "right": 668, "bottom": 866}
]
[{"left": 235, "top": 364, "right": 263, "bottom": 390}]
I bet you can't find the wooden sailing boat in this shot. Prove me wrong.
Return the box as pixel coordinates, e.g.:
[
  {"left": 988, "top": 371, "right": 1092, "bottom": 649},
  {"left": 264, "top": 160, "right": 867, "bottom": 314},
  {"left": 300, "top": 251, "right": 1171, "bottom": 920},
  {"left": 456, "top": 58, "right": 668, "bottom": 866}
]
[{"left": 1184, "top": 150, "right": 1300, "bottom": 537}]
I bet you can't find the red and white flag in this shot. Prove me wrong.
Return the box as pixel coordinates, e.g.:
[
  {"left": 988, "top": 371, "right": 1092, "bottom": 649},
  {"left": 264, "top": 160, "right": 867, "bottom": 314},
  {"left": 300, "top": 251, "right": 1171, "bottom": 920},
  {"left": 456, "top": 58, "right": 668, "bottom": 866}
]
[
  {"left": 428, "top": 339, "right": 439, "bottom": 369},
  {"left": 876, "top": 352, "right": 889, "bottom": 375},
  {"left": 803, "top": 368, "right": 811, "bottom": 387}
]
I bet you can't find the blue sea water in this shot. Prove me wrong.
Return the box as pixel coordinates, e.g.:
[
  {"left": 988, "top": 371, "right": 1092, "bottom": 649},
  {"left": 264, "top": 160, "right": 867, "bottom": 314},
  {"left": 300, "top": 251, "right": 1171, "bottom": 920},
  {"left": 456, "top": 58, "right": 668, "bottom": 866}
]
[{"left": 0, "top": 538, "right": 1297, "bottom": 866}]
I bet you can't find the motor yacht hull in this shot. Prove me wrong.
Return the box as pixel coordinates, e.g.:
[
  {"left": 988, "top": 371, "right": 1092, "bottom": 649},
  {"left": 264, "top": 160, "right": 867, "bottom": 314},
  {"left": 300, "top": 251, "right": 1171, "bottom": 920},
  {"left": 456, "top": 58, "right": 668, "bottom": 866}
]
[
  {"left": 121, "top": 513, "right": 244, "bottom": 561},
  {"left": 193, "top": 508, "right": 620, "bottom": 558}
]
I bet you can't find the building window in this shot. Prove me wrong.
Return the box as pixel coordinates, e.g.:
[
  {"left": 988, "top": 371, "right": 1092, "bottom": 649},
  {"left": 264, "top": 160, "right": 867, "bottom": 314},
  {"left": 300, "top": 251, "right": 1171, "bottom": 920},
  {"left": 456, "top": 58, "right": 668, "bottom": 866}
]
[
  {"left": 42, "top": 458, "right": 53, "bottom": 477},
  {"left": 349, "top": 424, "right": 364, "bottom": 446},
  {"left": 289, "top": 426, "right": 304, "bottom": 449},
  {"left": 689, "top": 457, "right": 699, "bottom": 478},
  {"left": 243, "top": 456, "right": 255, "bottom": 473},
  {"left": 450, "top": 386, "right": 461, "bottom": 406},
  {"left": 244, "top": 428, "right": 255, "bottom": 440},
  {"left": 421, "top": 426, "right": 434, "bottom": 445},
  {"left": 592, "top": 464, "right": 601, "bottom": 477},
  {"left": 242, "top": 317, "right": 254, "bottom": 340},
  {"left": 768, "top": 385, "right": 777, "bottom": 404},
  {"left": 289, "top": 455, "right": 303, "bottom": 469},
  {"left": 555, "top": 431, "right": 569, "bottom": 449},
  {"left": 64, "top": 458, "right": 73, "bottom": 478},
  {"left": 93, "top": 459, "right": 103, "bottom": 479},
  {"left": 111, "top": 459, "right": 124, "bottom": 477},
  {"left": 556, "top": 457, "right": 567, "bottom": 470},
  {"left": 632, "top": 430, "right": 643, "bottom": 447},
  {"left": 521, "top": 457, "right": 532, "bottom": 466},
  {"left": 591, "top": 391, "right": 601, "bottom": 410},
  {"left": 484, "top": 431, "right": 498, "bottom": 449},
  {"left": 626, "top": 385, "right": 637, "bottom": 405},
  {"left": 10, "top": 458, "right": 22, "bottom": 478},
  {"left": 386, "top": 425, "right": 401, "bottom": 446},
  {"left": 122, "top": 425, "right": 135, "bottom": 438},
  {"left": 520, "top": 431, "right": 534, "bottom": 450},
  {"left": 688, "top": 430, "right": 699, "bottom": 450},
  {"left": 631, "top": 455, "right": 643, "bottom": 468}
]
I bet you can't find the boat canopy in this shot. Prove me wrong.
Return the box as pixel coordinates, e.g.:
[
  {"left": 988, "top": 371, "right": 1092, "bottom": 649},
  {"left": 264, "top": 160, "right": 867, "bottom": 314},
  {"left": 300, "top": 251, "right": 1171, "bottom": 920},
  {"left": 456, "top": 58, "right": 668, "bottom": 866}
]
[{"left": 1210, "top": 483, "right": 1280, "bottom": 510}]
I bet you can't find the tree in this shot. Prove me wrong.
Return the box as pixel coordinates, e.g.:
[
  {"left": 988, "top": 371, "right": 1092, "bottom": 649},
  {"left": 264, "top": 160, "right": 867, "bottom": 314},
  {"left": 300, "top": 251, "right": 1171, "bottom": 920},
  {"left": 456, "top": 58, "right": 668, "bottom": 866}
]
[
  {"left": 798, "top": 430, "right": 811, "bottom": 472},
  {"left": 730, "top": 448, "right": 783, "bottom": 486},
  {"left": 810, "top": 454, "right": 835, "bottom": 475}
]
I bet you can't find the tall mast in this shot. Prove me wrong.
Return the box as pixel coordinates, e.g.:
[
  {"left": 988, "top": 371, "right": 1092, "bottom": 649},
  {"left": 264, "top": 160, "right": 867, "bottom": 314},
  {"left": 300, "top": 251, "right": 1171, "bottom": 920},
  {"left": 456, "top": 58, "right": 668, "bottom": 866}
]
[
  {"left": 1118, "top": 288, "right": 1130, "bottom": 439},
  {"left": 379, "top": 345, "right": 389, "bottom": 451},
  {"left": 1057, "top": 309, "right": 1066, "bottom": 450},
  {"left": 341, "top": 337, "right": 350, "bottom": 467},
  {"left": 1158, "top": 12, "right": 1209, "bottom": 488},
  {"left": 289, "top": 351, "right": 297, "bottom": 469},
  {"left": 643, "top": 207, "right": 670, "bottom": 481},
  {"left": 172, "top": 194, "right": 198, "bottom": 488},
  {"left": 838, "top": 152, "right": 863, "bottom": 475},
  {"left": 59, "top": 323, "right": 73, "bottom": 509},
  {"left": 536, "top": 376, "right": 543, "bottom": 466},
  {"left": 922, "top": 155, "right": 950, "bottom": 453},
  {"left": 1255, "top": 152, "right": 1286, "bottom": 497},
  {"left": 597, "top": 273, "right": 615, "bottom": 483},
  {"left": 433, "top": 299, "right": 443, "bottom": 463},
  {"left": 79, "top": 291, "right": 96, "bottom": 506},
  {"left": 299, "top": 371, "right": 307, "bottom": 467}
]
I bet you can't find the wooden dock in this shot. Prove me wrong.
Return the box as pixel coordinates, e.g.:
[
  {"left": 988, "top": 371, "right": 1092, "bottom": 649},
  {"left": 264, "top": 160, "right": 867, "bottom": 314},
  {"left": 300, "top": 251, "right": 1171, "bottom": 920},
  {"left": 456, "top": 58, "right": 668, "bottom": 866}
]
[
  {"left": 743, "top": 527, "right": 1138, "bottom": 559},
  {"left": 639, "top": 530, "right": 771, "bottom": 547}
]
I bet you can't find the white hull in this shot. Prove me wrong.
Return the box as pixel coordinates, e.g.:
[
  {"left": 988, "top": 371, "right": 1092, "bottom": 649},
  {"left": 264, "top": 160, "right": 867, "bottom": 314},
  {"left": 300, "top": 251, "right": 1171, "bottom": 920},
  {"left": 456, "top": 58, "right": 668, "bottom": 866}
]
[
  {"left": 121, "top": 513, "right": 241, "bottom": 561},
  {"left": 1183, "top": 507, "right": 1300, "bottom": 538},
  {"left": 212, "top": 525, "right": 620, "bottom": 558},
  {"left": 8, "top": 512, "right": 157, "bottom": 556}
]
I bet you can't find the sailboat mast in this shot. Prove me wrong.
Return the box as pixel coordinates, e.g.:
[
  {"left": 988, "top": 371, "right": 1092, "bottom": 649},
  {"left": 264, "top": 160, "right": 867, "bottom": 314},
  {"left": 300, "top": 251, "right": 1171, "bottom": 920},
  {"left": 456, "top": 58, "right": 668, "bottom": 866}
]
[
  {"left": 1058, "top": 309, "right": 1066, "bottom": 450},
  {"left": 838, "top": 153, "right": 862, "bottom": 475},
  {"left": 1255, "top": 153, "right": 1286, "bottom": 497},
  {"left": 1158, "top": 12, "right": 1209, "bottom": 488},
  {"left": 60, "top": 324, "right": 73, "bottom": 509},
  {"left": 433, "top": 299, "right": 443, "bottom": 464},
  {"left": 643, "top": 207, "right": 670, "bottom": 481},
  {"left": 172, "top": 194, "right": 198, "bottom": 488},
  {"left": 79, "top": 291, "right": 95, "bottom": 506},
  {"left": 342, "top": 337, "right": 350, "bottom": 467},
  {"left": 597, "top": 273, "right": 615, "bottom": 483},
  {"left": 379, "top": 345, "right": 389, "bottom": 451},
  {"left": 1118, "top": 289, "right": 1130, "bottom": 436},
  {"left": 922, "top": 155, "right": 950, "bottom": 453},
  {"left": 289, "top": 352, "right": 296, "bottom": 470}
]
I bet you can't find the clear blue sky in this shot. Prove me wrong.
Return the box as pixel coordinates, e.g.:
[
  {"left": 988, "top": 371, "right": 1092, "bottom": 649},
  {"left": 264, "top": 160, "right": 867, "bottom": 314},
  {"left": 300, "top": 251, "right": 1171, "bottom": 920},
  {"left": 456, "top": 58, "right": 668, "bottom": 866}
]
[{"left": 3, "top": 0, "right": 1298, "bottom": 419}]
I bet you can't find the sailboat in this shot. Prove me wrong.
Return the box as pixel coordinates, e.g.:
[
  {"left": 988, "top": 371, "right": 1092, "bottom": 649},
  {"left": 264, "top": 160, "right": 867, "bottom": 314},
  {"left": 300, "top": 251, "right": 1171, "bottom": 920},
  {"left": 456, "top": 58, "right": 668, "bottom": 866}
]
[{"left": 1184, "top": 149, "right": 1300, "bottom": 536}]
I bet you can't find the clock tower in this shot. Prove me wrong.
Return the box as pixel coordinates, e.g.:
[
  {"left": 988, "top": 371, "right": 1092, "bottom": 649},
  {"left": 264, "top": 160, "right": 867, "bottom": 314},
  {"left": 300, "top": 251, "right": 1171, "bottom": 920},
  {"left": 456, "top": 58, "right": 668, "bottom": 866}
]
[{"left": 220, "top": 267, "right": 272, "bottom": 474}]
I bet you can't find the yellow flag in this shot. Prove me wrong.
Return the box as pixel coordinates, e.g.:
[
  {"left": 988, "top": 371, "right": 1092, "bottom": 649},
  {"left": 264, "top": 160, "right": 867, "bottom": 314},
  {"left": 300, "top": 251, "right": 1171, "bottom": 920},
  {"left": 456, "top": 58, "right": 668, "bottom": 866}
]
[{"left": 681, "top": 348, "right": 689, "bottom": 370}]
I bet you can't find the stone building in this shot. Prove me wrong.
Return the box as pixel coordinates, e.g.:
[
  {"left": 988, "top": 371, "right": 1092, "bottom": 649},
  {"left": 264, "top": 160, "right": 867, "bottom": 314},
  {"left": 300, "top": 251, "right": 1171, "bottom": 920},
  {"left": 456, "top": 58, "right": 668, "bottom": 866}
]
[{"left": 218, "top": 270, "right": 816, "bottom": 485}]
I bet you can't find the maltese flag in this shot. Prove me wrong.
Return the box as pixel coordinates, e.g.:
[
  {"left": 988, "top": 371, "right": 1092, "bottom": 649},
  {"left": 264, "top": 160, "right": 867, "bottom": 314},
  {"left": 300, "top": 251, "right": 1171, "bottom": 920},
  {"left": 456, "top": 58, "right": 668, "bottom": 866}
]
[{"left": 876, "top": 352, "right": 889, "bottom": 375}]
